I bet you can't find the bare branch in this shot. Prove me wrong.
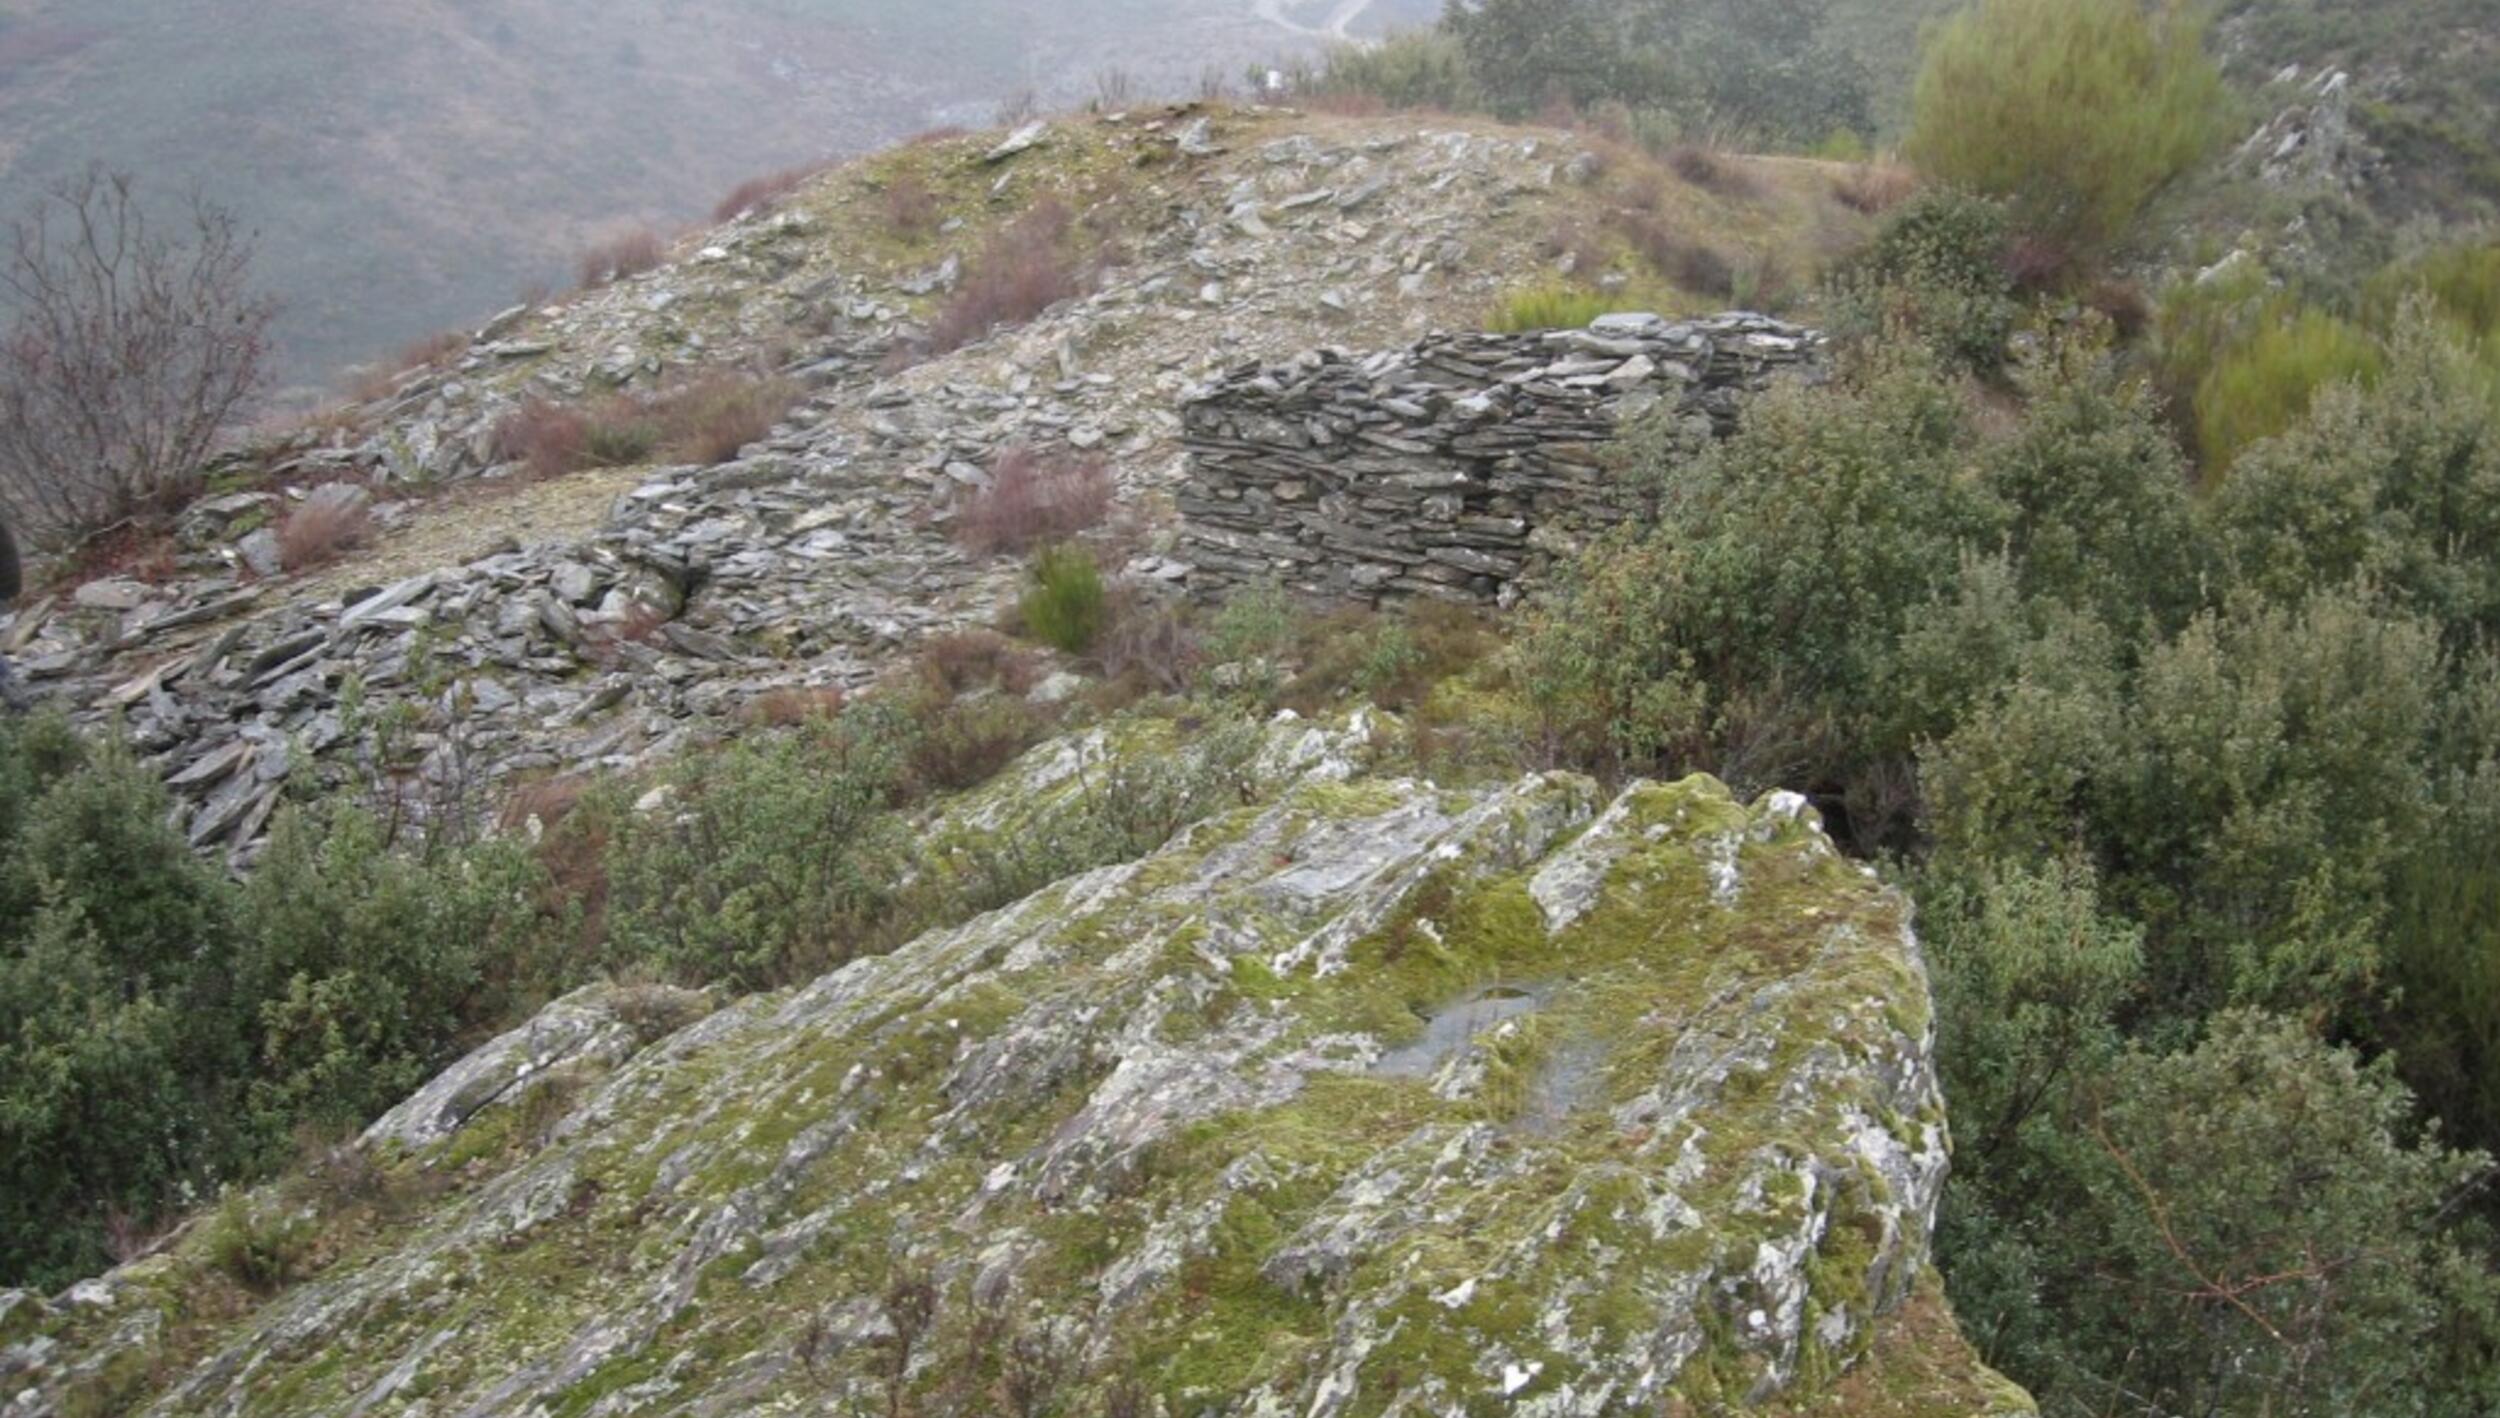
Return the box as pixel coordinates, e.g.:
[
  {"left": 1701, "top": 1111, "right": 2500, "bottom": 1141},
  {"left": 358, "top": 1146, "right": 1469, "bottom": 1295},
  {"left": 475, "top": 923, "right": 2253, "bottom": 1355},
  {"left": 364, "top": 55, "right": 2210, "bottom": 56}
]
[{"left": 0, "top": 164, "right": 276, "bottom": 548}]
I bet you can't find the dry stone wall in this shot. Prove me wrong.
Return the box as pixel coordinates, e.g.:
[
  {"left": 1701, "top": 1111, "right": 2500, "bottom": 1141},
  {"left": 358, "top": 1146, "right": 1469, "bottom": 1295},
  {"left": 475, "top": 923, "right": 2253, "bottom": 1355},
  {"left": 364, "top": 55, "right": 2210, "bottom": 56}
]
[{"left": 1176, "top": 312, "right": 1823, "bottom": 604}]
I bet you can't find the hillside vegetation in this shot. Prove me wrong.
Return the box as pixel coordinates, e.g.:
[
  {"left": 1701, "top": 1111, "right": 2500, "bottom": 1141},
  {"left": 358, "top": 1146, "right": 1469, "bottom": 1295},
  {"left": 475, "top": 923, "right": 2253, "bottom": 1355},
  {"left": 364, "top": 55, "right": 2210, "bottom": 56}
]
[{"left": 5, "top": 1, "right": 2500, "bottom": 1416}]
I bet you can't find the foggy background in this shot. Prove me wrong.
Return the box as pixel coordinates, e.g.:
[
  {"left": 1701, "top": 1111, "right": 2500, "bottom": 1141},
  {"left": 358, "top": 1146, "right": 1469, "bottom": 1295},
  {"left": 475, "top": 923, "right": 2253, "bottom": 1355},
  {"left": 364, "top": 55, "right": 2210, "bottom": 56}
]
[{"left": 0, "top": 0, "right": 1437, "bottom": 395}]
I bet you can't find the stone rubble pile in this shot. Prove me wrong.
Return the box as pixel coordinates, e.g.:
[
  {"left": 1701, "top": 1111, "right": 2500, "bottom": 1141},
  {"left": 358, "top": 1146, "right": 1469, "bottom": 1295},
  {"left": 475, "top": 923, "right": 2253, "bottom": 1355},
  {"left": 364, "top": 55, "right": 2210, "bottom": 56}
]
[
  {"left": 6, "top": 430, "right": 1008, "bottom": 864},
  {"left": 1176, "top": 312, "right": 1823, "bottom": 604}
]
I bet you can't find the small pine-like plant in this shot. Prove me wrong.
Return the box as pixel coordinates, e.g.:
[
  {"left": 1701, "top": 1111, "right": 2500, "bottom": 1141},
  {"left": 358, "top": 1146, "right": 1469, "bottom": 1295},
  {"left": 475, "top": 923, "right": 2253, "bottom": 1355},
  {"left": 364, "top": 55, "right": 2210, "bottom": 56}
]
[
  {"left": 1906, "top": 0, "right": 2224, "bottom": 258},
  {"left": 1019, "top": 545, "right": 1106, "bottom": 654},
  {"left": 2196, "top": 308, "right": 2384, "bottom": 472}
]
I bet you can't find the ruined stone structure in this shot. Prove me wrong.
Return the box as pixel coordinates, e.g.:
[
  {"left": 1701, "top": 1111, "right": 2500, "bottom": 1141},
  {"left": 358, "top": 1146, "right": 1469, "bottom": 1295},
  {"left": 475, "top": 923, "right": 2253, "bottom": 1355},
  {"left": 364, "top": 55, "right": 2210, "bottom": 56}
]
[{"left": 1177, "top": 313, "right": 1823, "bottom": 604}]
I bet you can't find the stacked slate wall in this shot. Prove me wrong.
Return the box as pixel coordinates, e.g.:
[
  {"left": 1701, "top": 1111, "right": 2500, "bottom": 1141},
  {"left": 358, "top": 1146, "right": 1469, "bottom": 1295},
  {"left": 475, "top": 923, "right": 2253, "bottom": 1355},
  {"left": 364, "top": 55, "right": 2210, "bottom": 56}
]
[{"left": 1177, "top": 313, "right": 1822, "bottom": 604}]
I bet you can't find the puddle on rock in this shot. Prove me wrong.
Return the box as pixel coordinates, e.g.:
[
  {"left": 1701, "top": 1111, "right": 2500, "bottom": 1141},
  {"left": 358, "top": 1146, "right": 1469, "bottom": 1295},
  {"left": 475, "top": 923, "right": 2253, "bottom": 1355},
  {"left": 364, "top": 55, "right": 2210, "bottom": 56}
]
[
  {"left": 1371, "top": 984, "right": 1544, "bottom": 1079},
  {"left": 1370, "top": 983, "right": 1612, "bottom": 1134}
]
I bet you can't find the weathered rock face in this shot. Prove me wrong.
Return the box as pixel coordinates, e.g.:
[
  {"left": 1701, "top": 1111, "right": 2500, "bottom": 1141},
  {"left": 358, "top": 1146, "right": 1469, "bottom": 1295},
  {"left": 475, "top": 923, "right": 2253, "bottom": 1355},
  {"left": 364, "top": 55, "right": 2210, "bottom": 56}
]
[
  {"left": 0, "top": 730, "right": 2029, "bottom": 1416},
  {"left": 1177, "top": 314, "right": 1822, "bottom": 606}
]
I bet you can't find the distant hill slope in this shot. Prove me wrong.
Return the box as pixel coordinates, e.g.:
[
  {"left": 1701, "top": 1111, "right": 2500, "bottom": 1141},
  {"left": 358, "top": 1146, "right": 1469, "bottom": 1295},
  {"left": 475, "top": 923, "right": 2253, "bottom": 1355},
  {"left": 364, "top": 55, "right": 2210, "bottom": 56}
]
[
  {"left": 0, "top": 0, "right": 1320, "bottom": 389},
  {"left": 2216, "top": 0, "right": 2500, "bottom": 224}
]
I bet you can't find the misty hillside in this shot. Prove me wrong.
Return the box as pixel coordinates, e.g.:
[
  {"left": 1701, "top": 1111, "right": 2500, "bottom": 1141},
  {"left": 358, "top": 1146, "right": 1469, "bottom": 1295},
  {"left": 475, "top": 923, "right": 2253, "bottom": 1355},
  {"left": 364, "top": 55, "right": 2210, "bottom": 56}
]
[
  {"left": 0, "top": 0, "right": 1379, "bottom": 388},
  {"left": 8, "top": 1, "right": 2500, "bottom": 1416}
]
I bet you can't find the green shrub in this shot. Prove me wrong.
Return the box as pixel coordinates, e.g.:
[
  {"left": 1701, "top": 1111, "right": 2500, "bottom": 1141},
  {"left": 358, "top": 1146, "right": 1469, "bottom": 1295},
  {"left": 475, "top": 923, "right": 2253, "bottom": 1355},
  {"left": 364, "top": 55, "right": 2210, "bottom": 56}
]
[
  {"left": 1928, "top": 586, "right": 2442, "bottom": 1022},
  {"left": 1828, "top": 188, "right": 2018, "bottom": 372},
  {"left": 1290, "top": 30, "right": 1482, "bottom": 112},
  {"left": 1521, "top": 354, "right": 1993, "bottom": 789},
  {"left": 1485, "top": 283, "right": 1636, "bottom": 333},
  {"left": 2055, "top": 1014, "right": 2499, "bottom": 1417},
  {"left": 1905, "top": 0, "right": 2225, "bottom": 257},
  {"left": 1982, "top": 355, "right": 2204, "bottom": 635},
  {"left": 234, "top": 802, "right": 557, "bottom": 1139},
  {"left": 0, "top": 896, "right": 203, "bottom": 1291},
  {"left": 201, "top": 1190, "right": 315, "bottom": 1297},
  {"left": 2210, "top": 314, "right": 2500, "bottom": 638},
  {"left": 2368, "top": 242, "right": 2500, "bottom": 344},
  {"left": 1019, "top": 545, "right": 1106, "bottom": 654},
  {"left": 2195, "top": 307, "right": 2383, "bottom": 471},
  {"left": 604, "top": 712, "right": 911, "bottom": 990}
]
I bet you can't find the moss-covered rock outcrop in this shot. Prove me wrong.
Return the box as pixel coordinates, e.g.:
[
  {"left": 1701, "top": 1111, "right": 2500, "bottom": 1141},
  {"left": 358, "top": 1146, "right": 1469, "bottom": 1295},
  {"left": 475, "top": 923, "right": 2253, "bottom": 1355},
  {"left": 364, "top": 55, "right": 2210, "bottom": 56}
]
[{"left": 1, "top": 756, "right": 2029, "bottom": 1416}]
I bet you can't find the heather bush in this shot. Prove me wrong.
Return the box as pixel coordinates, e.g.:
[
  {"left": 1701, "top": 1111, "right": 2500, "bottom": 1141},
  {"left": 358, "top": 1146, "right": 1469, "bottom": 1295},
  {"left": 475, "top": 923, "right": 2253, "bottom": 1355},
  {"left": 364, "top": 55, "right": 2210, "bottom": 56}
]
[
  {"left": 1906, "top": 0, "right": 2225, "bottom": 257},
  {"left": 646, "top": 372, "right": 796, "bottom": 465},
  {"left": 953, "top": 445, "right": 1113, "bottom": 556},
  {"left": 926, "top": 199, "right": 1091, "bottom": 355},
  {"left": 576, "top": 228, "right": 667, "bottom": 289},
  {"left": 275, "top": 492, "right": 372, "bottom": 572}
]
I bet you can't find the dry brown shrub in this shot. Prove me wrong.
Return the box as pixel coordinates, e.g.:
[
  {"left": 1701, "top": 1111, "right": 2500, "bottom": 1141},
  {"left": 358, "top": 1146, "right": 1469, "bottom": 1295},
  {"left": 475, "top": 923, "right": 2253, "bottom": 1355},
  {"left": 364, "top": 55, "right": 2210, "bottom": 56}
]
[
  {"left": 576, "top": 228, "right": 667, "bottom": 289},
  {"left": 742, "top": 685, "right": 851, "bottom": 727},
  {"left": 925, "top": 199, "right": 1090, "bottom": 355},
  {"left": 1668, "top": 144, "right": 1763, "bottom": 199},
  {"left": 276, "top": 494, "right": 372, "bottom": 572},
  {"left": 1611, "top": 210, "right": 1736, "bottom": 298},
  {"left": 882, "top": 175, "right": 942, "bottom": 242},
  {"left": 499, "top": 774, "right": 594, "bottom": 835},
  {"left": 912, "top": 629, "right": 1040, "bottom": 699},
  {"left": 1833, "top": 162, "right": 1918, "bottom": 216},
  {"left": 648, "top": 373, "right": 797, "bottom": 465},
  {"left": 953, "top": 444, "right": 1113, "bottom": 557},
  {"left": 2087, "top": 278, "right": 2154, "bottom": 341},
  {"left": 1096, "top": 588, "right": 1197, "bottom": 694},
  {"left": 713, "top": 161, "right": 834, "bottom": 223},
  {"left": 492, "top": 397, "right": 593, "bottom": 479}
]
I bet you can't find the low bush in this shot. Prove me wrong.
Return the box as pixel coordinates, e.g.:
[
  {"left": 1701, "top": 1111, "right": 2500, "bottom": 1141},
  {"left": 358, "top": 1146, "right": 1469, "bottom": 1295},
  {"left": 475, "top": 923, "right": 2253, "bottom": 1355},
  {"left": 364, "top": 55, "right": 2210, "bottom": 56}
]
[
  {"left": 1828, "top": 188, "right": 2019, "bottom": 374},
  {"left": 2195, "top": 308, "right": 2385, "bottom": 471},
  {"left": 953, "top": 445, "right": 1114, "bottom": 556},
  {"left": 1831, "top": 161, "right": 1917, "bottom": 216},
  {"left": 713, "top": 161, "right": 833, "bottom": 222},
  {"left": 600, "top": 712, "right": 911, "bottom": 990},
  {"left": 1282, "top": 31, "right": 1482, "bottom": 113},
  {"left": 1666, "top": 143, "right": 1760, "bottom": 199},
  {"left": 492, "top": 398, "right": 593, "bottom": 478},
  {"left": 1487, "top": 283, "right": 1631, "bottom": 333},
  {"left": 493, "top": 374, "right": 797, "bottom": 478},
  {"left": 575, "top": 228, "right": 667, "bottom": 289},
  {"left": 880, "top": 174, "right": 942, "bottom": 243},
  {"left": 274, "top": 492, "right": 373, "bottom": 572},
  {"left": 925, "top": 199, "right": 1091, "bottom": 355},
  {"left": 202, "top": 1192, "right": 315, "bottom": 1296},
  {"left": 1019, "top": 545, "right": 1107, "bottom": 654},
  {"left": 1610, "top": 210, "right": 1736, "bottom": 299},
  {"left": 645, "top": 372, "right": 796, "bottom": 465}
]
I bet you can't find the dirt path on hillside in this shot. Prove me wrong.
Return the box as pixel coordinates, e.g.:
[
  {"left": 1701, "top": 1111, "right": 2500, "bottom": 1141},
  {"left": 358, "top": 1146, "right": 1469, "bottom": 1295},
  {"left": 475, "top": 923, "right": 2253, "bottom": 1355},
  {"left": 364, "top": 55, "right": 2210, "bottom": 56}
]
[{"left": 292, "top": 464, "right": 651, "bottom": 600}]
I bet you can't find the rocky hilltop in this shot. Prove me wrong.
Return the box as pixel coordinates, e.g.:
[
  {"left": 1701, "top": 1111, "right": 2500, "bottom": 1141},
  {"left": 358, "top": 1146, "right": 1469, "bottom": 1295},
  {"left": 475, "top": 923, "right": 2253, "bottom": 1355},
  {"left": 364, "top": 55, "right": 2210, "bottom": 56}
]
[
  {"left": 1, "top": 105, "right": 1865, "bottom": 865},
  {"left": 0, "top": 105, "right": 2035, "bottom": 1414},
  {"left": 0, "top": 715, "right": 2030, "bottom": 1416}
]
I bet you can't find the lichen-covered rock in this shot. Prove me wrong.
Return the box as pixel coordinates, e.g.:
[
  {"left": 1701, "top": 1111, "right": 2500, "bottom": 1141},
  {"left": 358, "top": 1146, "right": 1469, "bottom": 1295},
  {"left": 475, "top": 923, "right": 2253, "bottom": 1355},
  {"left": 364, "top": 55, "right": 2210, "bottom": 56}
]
[{"left": 3, "top": 769, "right": 2031, "bottom": 1417}]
